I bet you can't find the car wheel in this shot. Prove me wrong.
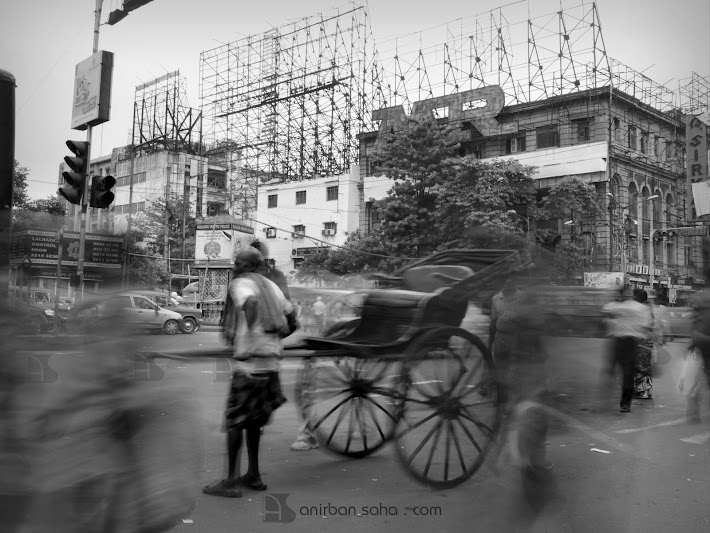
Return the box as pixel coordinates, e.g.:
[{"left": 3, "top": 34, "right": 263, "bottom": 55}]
[
  {"left": 180, "top": 317, "right": 197, "bottom": 334},
  {"left": 28, "top": 319, "right": 42, "bottom": 335},
  {"left": 164, "top": 319, "right": 180, "bottom": 335}
]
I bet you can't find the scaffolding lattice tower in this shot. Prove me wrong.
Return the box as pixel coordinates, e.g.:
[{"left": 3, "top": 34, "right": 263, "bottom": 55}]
[
  {"left": 199, "top": 5, "right": 381, "bottom": 218},
  {"left": 133, "top": 70, "right": 202, "bottom": 155},
  {"left": 679, "top": 72, "right": 710, "bottom": 116}
]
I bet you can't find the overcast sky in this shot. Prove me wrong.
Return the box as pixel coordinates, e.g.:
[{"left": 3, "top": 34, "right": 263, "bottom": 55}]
[{"left": 2, "top": 0, "right": 708, "bottom": 199}]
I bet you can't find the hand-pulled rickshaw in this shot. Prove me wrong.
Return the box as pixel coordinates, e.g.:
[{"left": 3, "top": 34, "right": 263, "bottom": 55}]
[
  {"left": 289, "top": 249, "right": 520, "bottom": 488},
  {"left": 145, "top": 248, "right": 521, "bottom": 489}
]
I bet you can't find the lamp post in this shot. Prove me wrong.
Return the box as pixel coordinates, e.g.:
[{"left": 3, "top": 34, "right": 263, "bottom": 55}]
[
  {"left": 608, "top": 193, "right": 658, "bottom": 289},
  {"left": 506, "top": 210, "right": 532, "bottom": 268}
]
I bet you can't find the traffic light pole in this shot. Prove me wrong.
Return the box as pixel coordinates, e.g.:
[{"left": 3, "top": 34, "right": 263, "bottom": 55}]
[{"left": 76, "top": 0, "right": 104, "bottom": 296}]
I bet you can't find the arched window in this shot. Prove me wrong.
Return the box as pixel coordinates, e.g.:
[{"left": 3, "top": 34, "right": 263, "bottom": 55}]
[
  {"left": 641, "top": 186, "right": 650, "bottom": 222},
  {"left": 652, "top": 189, "right": 662, "bottom": 226},
  {"left": 665, "top": 194, "right": 674, "bottom": 227},
  {"left": 628, "top": 182, "right": 638, "bottom": 220}
]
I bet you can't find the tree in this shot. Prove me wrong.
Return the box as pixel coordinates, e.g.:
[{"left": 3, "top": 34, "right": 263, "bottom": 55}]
[
  {"left": 133, "top": 194, "right": 196, "bottom": 277},
  {"left": 537, "top": 176, "right": 600, "bottom": 283},
  {"left": 12, "top": 160, "right": 30, "bottom": 209},
  {"left": 297, "top": 117, "right": 537, "bottom": 280}
]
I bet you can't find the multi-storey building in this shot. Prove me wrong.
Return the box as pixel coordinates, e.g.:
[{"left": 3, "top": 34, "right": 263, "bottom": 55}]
[
  {"left": 357, "top": 85, "right": 701, "bottom": 303},
  {"left": 252, "top": 165, "right": 361, "bottom": 274},
  {"left": 58, "top": 146, "right": 230, "bottom": 234}
]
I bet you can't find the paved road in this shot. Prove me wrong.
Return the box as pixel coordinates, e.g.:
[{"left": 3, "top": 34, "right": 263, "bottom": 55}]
[{"left": 131, "top": 331, "right": 710, "bottom": 533}]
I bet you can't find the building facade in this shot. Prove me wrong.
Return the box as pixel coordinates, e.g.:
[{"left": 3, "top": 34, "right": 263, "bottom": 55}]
[
  {"left": 59, "top": 146, "right": 231, "bottom": 234},
  {"left": 252, "top": 165, "right": 361, "bottom": 274},
  {"left": 357, "top": 86, "right": 702, "bottom": 302}
]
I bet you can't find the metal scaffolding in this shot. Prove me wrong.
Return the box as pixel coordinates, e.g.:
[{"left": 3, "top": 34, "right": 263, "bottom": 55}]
[
  {"left": 133, "top": 70, "right": 202, "bottom": 156},
  {"left": 199, "top": 5, "right": 381, "bottom": 218},
  {"left": 679, "top": 72, "right": 710, "bottom": 116}
]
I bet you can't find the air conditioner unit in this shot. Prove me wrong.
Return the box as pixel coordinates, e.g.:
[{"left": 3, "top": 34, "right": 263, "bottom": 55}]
[
  {"left": 322, "top": 229, "right": 336, "bottom": 236},
  {"left": 265, "top": 228, "right": 277, "bottom": 238},
  {"left": 510, "top": 138, "right": 519, "bottom": 153},
  {"left": 292, "top": 231, "right": 304, "bottom": 239}
]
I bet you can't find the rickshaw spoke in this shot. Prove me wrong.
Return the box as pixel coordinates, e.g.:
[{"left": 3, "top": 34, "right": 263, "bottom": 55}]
[
  {"left": 354, "top": 398, "right": 367, "bottom": 451},
  {"left": 422, "top": 419, "right": 445, "bottom": 479},
  {"left": 369, "top": 386, "right": 404, "bottom": 401},
  {"left": 458, "top": 409, "right": 493, "bottom": 436},
  {"left": 309, "top": 387, "right": 350, "bottom": 405},
  {"left": 335, "top": 358, "right": 355, "bottom": 380},
  {"left": 312, "top": 394, "right": 355, "bottom": 431},
  {"left": 344, "top": 397, "right": 356, "bottom": 453},
  {"left": 455, "top": 378, "right": 490, "bottom": 401},
  {"left": 449, "top": 420, "right": 468, "bottom": 475},
  {"left": 362, "top": 396, "right": 388, "bottom": 442},
  {"left": 451, "top": 354, "right": 484, "bottom": 395},
  {"left": 443, "top": 420, "right": 451, "bottom": 481},
  {"left": 454, "top": 417, "right": 483, "bottom": 454},
  {"left": 326, "top": 399, "right": 352, "bottom": 446},
  {"left": 363, "top": 396, "right": 399, "bottom": 423},
  {"left": 405, "top": 419, "right": 442, "bottom": 467},
  {"left": 316, "top": 364, "right": 351, "bottom": 386},
  {"left": 399, "top": 410, "right": 439, "bottom": 436}
]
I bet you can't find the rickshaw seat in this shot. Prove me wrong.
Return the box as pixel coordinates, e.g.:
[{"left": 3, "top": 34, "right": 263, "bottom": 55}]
[{"left": 402, "top": 265, "right": 474, "bottom": 292}]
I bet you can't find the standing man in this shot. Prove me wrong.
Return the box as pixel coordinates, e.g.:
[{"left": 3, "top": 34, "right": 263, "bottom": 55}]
[
  {"left": 312, "top": 296, "right": 327, "bottom": 334},
  {"left": 249, "top": 241, "right": 318, "bottom": 451},
  {"left": 204, "top": 248, "right": 291, "bottom": 498},
  {"left": 602, "top": 289, "right": 652, "bottom": 413},
  {"left": 489, "top": 281, "right": 516, "bottom": 353}
]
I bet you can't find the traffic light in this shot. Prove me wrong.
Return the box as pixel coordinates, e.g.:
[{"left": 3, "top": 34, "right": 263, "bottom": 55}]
[
  {"left": 89, "top": 175, "right": 116, "bottom": 208},
  {"left": 59, "top": 140, "right": 89, "bottom": 205}
]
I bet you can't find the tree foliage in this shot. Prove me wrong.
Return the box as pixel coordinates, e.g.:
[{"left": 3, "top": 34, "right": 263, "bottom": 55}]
[
  {"left": 133, "top": 195, "right": 196, "bottom": 276},
  {"left": 298, "top": 117, "right": 537, "bottom": 278},
  {"left": 537, "top": 176, "right": 601, "bottom": 283},
  {"left": 12, "top": 160, "right": 30, "bottom": 209}
]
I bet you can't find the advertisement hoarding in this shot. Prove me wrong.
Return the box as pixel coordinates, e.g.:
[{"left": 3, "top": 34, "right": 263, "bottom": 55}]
[{"left": 70, "top": 51, "right": 114, "bottom": 130}]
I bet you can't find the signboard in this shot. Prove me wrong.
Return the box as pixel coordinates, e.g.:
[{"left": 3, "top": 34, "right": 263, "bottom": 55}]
[
  {"left": 10, "top": 230, "right": 123, "bottom": 268},
  {"left": 674, "top": 226, "right": 708, "bottom": 237},
  {"left": 371, "top": 85, "right": 516, "bottom": 152},
  {"left": 583, "top": 271, "right": 625, "bottom": 289},
  {"left": 292, "top": 246, "right": 329, "bottom": 257},
  {"left": 687, "top": 114, "right": 709, "bottom": 220},
  {"left": 669, "top": 288, "right": 677, "bottom": 304},
  {"left": 71, "top": 51, "right": 114, "bottom": 130},
  {"left": 195, "top": 222, "right": 254, "bottom": 262}
]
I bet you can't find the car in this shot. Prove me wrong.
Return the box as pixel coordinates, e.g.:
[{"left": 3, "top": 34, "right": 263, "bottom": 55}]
[
  {"left": 66, "top": 293, "right": 185, "bottom": 335},
  {"left": 8, "top": 288, "right": 64, "bottom": 334},
  {"left": 130, "top": 290, "right": 203, "bottom": 334}
]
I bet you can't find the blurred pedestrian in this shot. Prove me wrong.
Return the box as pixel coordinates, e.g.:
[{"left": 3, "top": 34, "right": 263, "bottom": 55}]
[
  {"left": 686, "top": 288, "right": 710, "bottom": 421},
  {"left": 602, "top": 288, "right": 653, "bottom": 413},
  {"left": 492, "top": 285, "right": 556, "bottom": 510},
  {"left": 205, "top": 248, "right": 291, "bottom": 498},
  {"left": 312, "top": 296, "right": 326, "bottom": 334},
  {"left": 633, "top": 289, "right": 655, "bottom": 400},
  {"left": 489, "top": 281, "right": 516, "bottom": 353},
  {"left": 251, "top": 240, "right": 290, "bottom": 299}
]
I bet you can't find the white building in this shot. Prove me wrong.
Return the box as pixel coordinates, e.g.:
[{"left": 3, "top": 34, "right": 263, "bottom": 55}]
[{"left": 253, "top": 164, "right": 361, "bottom": 273}]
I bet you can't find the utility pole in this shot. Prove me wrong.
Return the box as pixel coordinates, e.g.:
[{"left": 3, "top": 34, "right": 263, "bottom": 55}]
[
  {"left": 0, "top": 69, "right": 15, "bottom": 297},
  {"left": 76, "top": 0, "right": 104, "bottom": 297}
]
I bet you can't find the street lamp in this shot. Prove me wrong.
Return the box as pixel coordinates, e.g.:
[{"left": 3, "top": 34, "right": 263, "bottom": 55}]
[
  {"left": 506, "top": 210, "right": 532, "bottom": 268},
  {"left": 608, "top": 192, "right": 657, "bottom": 288}
]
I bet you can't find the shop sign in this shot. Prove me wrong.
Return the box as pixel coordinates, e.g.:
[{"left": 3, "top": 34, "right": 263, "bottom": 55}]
[{"left": 10, "top": 230, "right": 123, "bottom": 269}]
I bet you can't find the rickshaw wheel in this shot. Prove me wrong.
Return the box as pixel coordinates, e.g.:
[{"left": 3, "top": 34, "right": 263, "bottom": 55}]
[
  {"left": 300, "top": 355, "right": 405, "bottom": 459},
  {"left": 394, "top": 327, "right": 502, "bottom": 489}
]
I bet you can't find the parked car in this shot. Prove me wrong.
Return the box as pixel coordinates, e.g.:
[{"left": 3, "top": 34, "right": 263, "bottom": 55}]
[
  {"left": 67, "top": 293, "right": 185, "bottom": 335},
  {"left": 130, "top": 290, "right": 203, "bottom": 334},
  {"left": 8, "top": 288, "right": 64, "bottom": 334}
]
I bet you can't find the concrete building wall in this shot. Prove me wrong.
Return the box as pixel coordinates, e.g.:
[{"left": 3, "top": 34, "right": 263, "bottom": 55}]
[{"left": 253, "top": 164, "right": 361, "bottom": 274}]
